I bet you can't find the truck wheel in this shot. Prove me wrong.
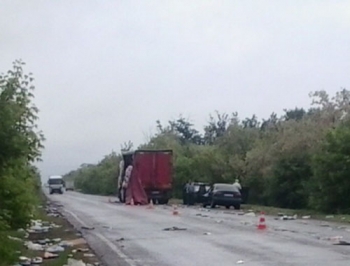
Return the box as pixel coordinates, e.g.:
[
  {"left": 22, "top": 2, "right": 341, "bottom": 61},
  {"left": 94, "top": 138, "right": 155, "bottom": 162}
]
[
  {"left": 159, "top": 199, "right": 169, "bottom": 205},
  {"left": 162, "top": 199, "right": 169, "bottom": 205}
]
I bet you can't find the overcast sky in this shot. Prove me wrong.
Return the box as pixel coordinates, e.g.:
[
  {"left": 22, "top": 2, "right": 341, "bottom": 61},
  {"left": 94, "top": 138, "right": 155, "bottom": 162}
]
[{"left": 1, "top": 1, "right": 349, "bottom": 181}]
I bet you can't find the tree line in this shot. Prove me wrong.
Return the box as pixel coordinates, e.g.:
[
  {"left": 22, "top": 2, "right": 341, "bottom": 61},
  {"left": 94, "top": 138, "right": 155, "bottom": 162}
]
[
  {"left": 0, "top": 61, "right": 44, "bottom": 264},
  {"left": 65, "top": 88, "right": 350, "bottom": 214}
]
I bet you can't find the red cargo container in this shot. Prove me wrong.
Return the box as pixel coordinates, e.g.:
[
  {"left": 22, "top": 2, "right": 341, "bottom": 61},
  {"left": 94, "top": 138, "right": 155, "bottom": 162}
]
[{"left": 118, "top": 150, "right": 173, "bottom": 204}]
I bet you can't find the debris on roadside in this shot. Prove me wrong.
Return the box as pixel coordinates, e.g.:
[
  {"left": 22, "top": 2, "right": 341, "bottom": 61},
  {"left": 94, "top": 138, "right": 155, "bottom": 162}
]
[
  {"left": 83, "top": 253, "right": 95, "bottom": 257},
  {"left": 9, "top": 200, "right": 102, "bottom": 266},
  {"left": 64, "top": 258, "right": 87, "bottom": 266},
  {"left": 236, "top": 260, "right": 244, "bottom": 264},
  {"left": 62, "top": 238, "right": 87, "bottom": 247},
  {"left": 326, "top": 215, "right": 334, "bottom": 219},
  {"left": 31, "top": 257, "right": 43, "bottom": 264},
  {"left": 203, "top": 232, "right": 211, "bottom": 235},
  {"left": 163, "top": 226, "right": 187, "bottom": 231},
  {"left": 46, "top": 245, "right": 65, "bottom": 253},
  {"left": 43, "top": 251, "right": 59, "bottom": 259},
  {"left": 244, "top": 211, "right": 256, "bottom": 217},
  {"left": 275, "top": 214, "right": 297, "bottom": 221},
  {"left": 25, "top": 241, "right": 44, "bottom": 251},
  {"left": 302, "top": 215, "right": 311, "bottom": 219},
  {"left": 116, "top": 237, "right": 125, "bottom": 242}
]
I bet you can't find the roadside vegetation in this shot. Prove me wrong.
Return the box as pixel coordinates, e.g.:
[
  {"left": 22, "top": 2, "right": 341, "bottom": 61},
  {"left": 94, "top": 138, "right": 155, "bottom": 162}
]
[
  {"left": 65, "top": 88, "right": 350, "bottom": 215},
  {"left": 0, "top": 61, "right": 44, "bottom": 265}
]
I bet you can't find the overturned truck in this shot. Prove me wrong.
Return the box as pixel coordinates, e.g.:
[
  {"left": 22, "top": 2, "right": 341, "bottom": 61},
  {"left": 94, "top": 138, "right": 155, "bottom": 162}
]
[{"left": 117, "top": 150, "right": 173, "bottom": 205}]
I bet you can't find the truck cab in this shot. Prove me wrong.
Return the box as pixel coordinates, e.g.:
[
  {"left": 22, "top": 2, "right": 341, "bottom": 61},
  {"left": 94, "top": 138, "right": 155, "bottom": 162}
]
[{"left": 48, "top": 175, "right": 64, "bottom": 194}]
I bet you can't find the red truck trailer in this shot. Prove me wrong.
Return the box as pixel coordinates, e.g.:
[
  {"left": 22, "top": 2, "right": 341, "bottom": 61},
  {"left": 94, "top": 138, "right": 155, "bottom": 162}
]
[{"left": 118, "top": 149, "right": 173, "bottom": 204}]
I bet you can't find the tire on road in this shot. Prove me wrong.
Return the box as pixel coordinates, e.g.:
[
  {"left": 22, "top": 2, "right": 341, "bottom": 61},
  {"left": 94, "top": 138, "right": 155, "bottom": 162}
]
[{"left": 234, "top": 204, "right": 241, "bottom": 210}]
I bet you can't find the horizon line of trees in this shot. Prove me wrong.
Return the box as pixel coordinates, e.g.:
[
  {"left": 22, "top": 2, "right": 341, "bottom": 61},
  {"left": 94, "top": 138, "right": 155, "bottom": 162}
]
[{"left": 65, "top": 88, "right": 350, "bottom": 214}]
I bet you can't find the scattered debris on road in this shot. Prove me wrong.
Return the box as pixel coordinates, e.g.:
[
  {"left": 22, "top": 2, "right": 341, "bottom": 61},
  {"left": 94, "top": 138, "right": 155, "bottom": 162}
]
[
  {"left": 81, "top": 226, "right": 95, "bottom": 230},
  {"left": 236, "top": 260, "right": 244, "bottom": 264},
  {"left": 320, "top": 223, "right": 331, "bottom": 227},
  {"left": 244, "top": 212, "right": 256, "bottom": 217},
  {"left": 163, "top": 226, "right": 187, "bottom": 231},
  {"left": 196, "top": 213, "right": 209, "bottom": 217},
  {"left": 275, "top": 214, "right": 297, "bottom": 221},
  {"left": 333, "top": 240, "right": 350, "bottom": 246},
  {"left": 203, "top": 232, "right": 211, "bottom": 235}
]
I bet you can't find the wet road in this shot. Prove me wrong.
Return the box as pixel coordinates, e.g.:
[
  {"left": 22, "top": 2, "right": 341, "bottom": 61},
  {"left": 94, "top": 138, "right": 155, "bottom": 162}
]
[{"left": 47, "top": 191, "right": 350, "bottom": 266}]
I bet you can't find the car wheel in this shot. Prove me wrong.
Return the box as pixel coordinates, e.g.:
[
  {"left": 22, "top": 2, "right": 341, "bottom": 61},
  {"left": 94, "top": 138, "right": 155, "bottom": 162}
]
[
  {"left": 225, "top": 205, "right": 230, "bottom": 209},
  {"left": 210, "top": 200, "right": 216, "bottom": 209},
  {"left": 234, "top": 204, "right": 241, "bottom": 210}
]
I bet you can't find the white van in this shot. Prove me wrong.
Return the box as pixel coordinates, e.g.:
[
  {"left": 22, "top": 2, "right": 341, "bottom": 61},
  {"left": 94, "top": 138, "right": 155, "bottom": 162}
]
[{"left": 48, "top": 175, "right": 64, "bottom": 194}]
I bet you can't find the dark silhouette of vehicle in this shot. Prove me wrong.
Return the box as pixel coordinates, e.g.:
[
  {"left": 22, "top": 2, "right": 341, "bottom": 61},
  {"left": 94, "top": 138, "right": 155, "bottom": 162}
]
[
  {"left": 182, "top": 182, "right": 210, "bottom": 205},
  {"left": 202, "top": 183, "right": 242, "bottom": 209}
]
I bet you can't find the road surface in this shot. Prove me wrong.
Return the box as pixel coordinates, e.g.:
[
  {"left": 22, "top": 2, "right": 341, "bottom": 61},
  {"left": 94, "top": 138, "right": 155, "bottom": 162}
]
[{"left": 46, "top": 191, "right": 350, "bottom": 266}]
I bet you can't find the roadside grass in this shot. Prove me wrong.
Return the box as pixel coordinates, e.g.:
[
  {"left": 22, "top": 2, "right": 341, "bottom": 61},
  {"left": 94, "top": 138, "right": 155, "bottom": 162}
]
[
  {"left": 169, "top": 198, "right": 350, "bottom": 224},
  {"left": 5, "top": 193, "right": 100, "bottom": 266}
]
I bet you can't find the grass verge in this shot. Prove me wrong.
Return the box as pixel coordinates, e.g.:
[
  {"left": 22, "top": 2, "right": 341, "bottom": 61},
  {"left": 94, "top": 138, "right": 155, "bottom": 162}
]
[{"left": 5, "top": 193, "right": 101, "bottom": 266}]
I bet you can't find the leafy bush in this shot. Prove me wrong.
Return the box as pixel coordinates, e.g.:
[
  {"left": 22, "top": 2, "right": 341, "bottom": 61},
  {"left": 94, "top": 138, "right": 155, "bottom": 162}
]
[{"left": 0, "top": 61, "right": 44, "bottom": 264}]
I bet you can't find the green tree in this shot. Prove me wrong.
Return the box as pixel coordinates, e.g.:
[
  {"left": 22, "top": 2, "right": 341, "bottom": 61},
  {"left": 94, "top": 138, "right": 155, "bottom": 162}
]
[
  {"left": 310, "top": 124, "right": 350, "bottom": 213},
  {"left": 0, "top": 60, "right": 44, "bottom": 264}
]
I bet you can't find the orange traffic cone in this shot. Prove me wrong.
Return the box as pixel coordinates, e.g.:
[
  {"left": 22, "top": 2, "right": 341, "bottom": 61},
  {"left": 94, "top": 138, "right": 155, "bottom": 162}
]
[
  {"left": 172, "top": 205, "right": 179, "bottom": 216},
  {"left": 257, "top": 212, "right": 267, "bottom": 230},
  {"left": 147, "top": 200, "right": 154, "bottom": 209}
]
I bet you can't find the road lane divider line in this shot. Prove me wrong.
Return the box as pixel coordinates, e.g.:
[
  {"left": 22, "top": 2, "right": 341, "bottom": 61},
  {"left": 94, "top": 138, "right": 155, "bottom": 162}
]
[{"left": 64, "top": 209, "right": 137, "bottom": 266}]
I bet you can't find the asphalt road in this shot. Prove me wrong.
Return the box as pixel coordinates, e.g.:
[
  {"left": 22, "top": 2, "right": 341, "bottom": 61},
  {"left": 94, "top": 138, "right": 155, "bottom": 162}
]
[{"left": 46, "top": 191, "right": 350, "bottom": 266}]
